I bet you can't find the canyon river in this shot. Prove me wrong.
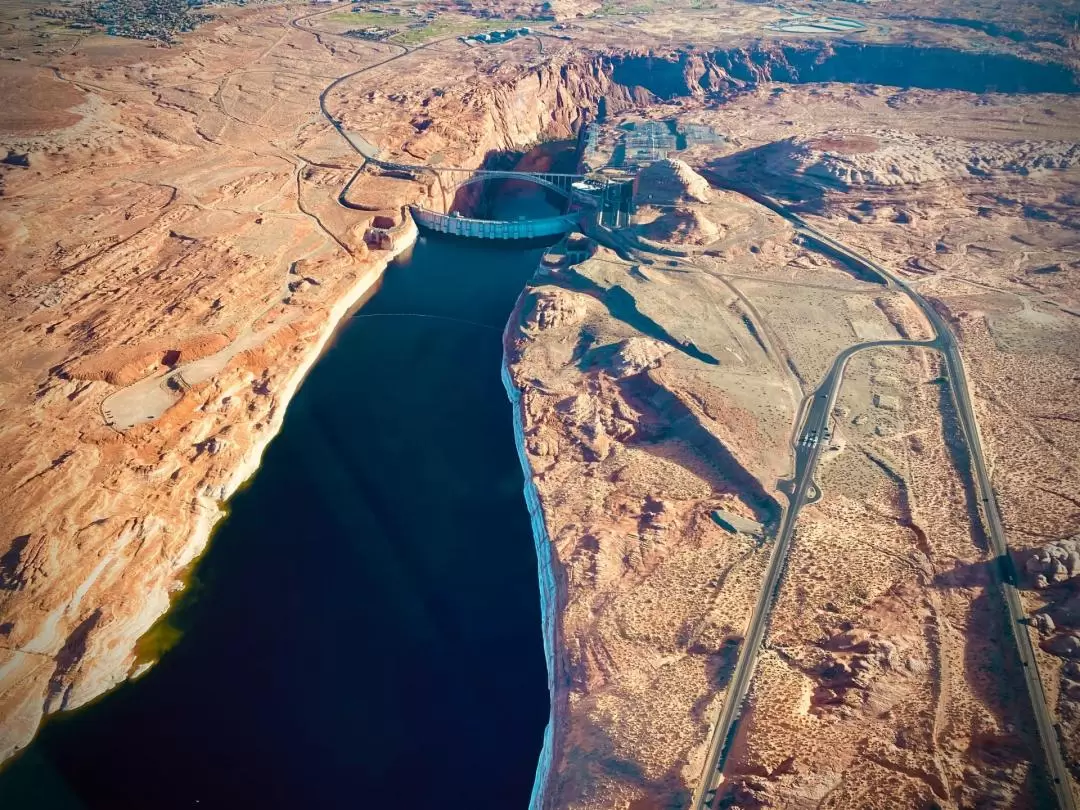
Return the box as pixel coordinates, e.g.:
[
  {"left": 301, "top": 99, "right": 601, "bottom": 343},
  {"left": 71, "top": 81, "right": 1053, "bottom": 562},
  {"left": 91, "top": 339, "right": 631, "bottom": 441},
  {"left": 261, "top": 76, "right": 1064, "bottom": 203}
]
[{"left": 0, "top": 184, "right": 561, "bottom": 808}]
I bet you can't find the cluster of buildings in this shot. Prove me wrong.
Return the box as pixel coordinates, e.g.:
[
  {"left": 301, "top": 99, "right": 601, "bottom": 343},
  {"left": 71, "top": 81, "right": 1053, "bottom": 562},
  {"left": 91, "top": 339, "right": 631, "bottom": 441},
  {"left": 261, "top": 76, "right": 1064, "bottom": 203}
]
[
  {"left": 379, "top": 5, "right": 434, "bottom": 17},
  {"left": 462, "top": 27, "right": 531, "bottom": 44},
  {"left": 36, "top": 0, "right": 214, "bottom": 42},
  {"left": 344, "top": 26, "right": 393, "bottom": 40},
  {"left": 624, "top": 121, "right": 678, "bottom": 163},
  {"left": 587, "top": 120, "right": 725, "bottom": 167}
]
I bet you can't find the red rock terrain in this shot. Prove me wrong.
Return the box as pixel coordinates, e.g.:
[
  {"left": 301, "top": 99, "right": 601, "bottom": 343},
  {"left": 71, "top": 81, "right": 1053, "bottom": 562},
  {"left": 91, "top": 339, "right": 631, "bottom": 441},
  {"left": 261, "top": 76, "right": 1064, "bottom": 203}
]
[{"left": 3, "top": 2, "right": 1080, "bottom": 808}]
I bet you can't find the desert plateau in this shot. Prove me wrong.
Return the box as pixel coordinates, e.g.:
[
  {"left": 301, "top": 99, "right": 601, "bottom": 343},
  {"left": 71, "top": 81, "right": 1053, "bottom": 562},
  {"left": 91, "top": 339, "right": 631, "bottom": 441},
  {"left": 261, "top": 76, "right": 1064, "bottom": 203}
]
[{"left": 0, "top": 0, "right": 1079, "bottom": 807}]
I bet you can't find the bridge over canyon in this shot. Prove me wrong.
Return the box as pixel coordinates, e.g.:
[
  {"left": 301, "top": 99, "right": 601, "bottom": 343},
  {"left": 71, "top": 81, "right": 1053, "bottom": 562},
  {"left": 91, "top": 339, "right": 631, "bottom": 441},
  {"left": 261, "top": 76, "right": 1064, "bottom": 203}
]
[{"left": 349, "top": 152, "right": 627, "bottom": 239}]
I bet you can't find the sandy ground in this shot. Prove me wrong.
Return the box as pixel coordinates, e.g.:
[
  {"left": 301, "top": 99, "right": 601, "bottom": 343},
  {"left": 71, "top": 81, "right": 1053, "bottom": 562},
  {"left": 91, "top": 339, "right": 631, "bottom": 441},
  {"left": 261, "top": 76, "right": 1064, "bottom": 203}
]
[
  {"left": 505, "top": 39, "right": 1080, "bottom": 806},
  {"left": 693, "top": 82, "right": 1080, "bottom": 796},
  {"left": 2, "top": 0, "right": 1080, "bottom": 805},
  {"left": 722, "top": 347, "right": 1045, "bottom": 808},
  {"left": 0, "top": 0, "right": 421, "bottom": 762}
]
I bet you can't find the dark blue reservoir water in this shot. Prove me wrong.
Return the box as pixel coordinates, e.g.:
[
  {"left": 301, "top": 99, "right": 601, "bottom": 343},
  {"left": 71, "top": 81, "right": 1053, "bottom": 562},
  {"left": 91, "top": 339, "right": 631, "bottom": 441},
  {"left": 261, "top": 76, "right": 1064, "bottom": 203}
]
[{"left": 0, "top": 223, "right": 552, "bottom": 809}]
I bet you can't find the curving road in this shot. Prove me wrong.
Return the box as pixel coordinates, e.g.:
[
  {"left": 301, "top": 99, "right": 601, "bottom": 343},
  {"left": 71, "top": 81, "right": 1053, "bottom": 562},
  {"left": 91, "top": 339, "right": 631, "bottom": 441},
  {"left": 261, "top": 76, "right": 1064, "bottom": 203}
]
[
  {"left": 280, "top": 14, "right": 1076, "bottom": 804},
  {"left": 691, "top": 181, "right": 1076, "bottom": 810},
  {"left": 691, "top": 333, "right": 937, "bottom": 810},
  {"left": 294, "top": 10, "right": 568, "bottom": 191},
  {"left": 775, "top": 193, "right": 1077, "bottom": 810}
]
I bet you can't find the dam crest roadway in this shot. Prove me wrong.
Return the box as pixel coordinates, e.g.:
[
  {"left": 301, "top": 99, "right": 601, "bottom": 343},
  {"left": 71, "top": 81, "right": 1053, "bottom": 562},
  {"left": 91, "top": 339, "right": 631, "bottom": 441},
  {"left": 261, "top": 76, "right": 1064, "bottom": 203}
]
[
  {"left": 407, "top": 167, "right": 594, "bottom": 239},
  {"left": 402, "top": 166, "right": 621, "bottom": 239},
  {"left": 409, "top": 206, "right": 583, "bottom": 239}
]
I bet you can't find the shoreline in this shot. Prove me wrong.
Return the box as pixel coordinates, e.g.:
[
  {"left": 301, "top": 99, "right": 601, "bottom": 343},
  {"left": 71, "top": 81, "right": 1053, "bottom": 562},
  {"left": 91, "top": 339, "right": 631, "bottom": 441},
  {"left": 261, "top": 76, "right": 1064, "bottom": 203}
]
[
  {"left": 217, "top": 221, "right": 418, "bottom": 509},
  {"left": 178, "top": 218, "right": 421, "bottom": 629},
  {"left": 1, "top": 221, "right": 419, "bottom": 767},
  {"left": 502, "top": 280, "right": 561, "bottom": 810}
]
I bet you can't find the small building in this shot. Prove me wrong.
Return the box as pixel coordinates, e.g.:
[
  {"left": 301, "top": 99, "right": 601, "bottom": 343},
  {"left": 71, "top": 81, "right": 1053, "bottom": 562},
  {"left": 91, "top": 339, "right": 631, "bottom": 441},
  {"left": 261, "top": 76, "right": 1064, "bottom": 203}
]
[{"left": 345, "top": 27, "right": 392, "bottom": 40}]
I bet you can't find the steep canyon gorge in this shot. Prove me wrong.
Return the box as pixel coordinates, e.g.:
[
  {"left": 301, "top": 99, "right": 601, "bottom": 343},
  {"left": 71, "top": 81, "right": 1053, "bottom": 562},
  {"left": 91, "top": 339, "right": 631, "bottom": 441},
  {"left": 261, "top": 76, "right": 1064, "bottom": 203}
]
[{"left": 3, "top": 3, "right": 1080, "bottom": 808}]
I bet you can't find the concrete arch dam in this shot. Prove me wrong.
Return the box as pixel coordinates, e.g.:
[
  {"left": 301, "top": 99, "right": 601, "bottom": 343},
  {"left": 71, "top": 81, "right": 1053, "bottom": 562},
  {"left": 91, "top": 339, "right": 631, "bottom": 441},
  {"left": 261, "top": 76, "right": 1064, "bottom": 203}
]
[{"left": 410, "top": 206, "right": 582, "bottom": 239}]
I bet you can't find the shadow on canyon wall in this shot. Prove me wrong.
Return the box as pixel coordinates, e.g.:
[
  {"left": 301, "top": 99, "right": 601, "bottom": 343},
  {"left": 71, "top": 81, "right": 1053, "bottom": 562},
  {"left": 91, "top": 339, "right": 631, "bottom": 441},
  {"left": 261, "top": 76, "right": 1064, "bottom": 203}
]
[
  {"left": 617, "top": 370, "right": 780, "bottom": 526},
  {"left": 555, "top": 712, "right": 694, "bottom": 810},
  {"left": 559, "top": 266, "right": 720, "bottom": 366},
  {"left": 609, "top": 41, "right": 1080, "bottom": 100}
]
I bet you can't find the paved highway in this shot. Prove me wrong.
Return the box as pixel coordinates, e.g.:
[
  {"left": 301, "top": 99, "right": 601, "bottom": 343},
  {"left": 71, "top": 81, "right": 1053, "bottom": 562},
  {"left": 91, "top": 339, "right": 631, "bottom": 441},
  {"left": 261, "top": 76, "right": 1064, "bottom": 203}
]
[
  {"left": 691, "top": 335, "right": 935, "bottom": 810},
  {"left": 692, "top": 181, "right": 1076, "bottom": 810},
  {"left": 290, "top": 20, "right": 1074, "bottom": 800},
  {"left": 296, "top": 12, "right": 572, "bottom": 211}
]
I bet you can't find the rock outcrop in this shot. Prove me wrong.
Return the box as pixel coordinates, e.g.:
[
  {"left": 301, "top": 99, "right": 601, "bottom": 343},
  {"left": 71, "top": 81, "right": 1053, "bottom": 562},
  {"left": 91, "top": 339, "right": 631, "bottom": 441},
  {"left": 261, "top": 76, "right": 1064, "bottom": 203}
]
[
  {"left": 1026, "top": 536, "right": 1080, "bottom": 589},
  {"left": 636, "top": 158, "right": 713, "bottom": 205},
  {"left": 642, "top": 206, "right": 721, "bottom": 245},
  {"left": 523, "top": 288, "right": 589, "bottom": 332},
  {"left": 762, "top": 130, "right": 1080, "bottom": 188},
  {"left": 609, "top": 336, "right": 672, "bottom": 377}
]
